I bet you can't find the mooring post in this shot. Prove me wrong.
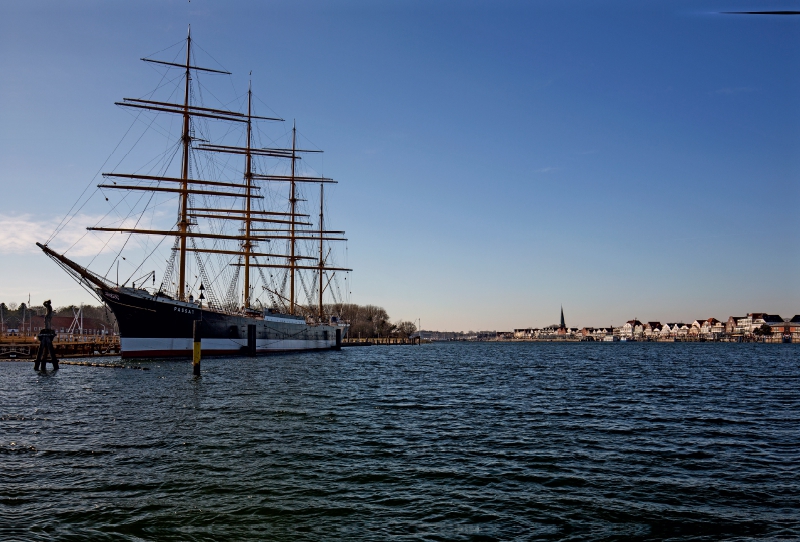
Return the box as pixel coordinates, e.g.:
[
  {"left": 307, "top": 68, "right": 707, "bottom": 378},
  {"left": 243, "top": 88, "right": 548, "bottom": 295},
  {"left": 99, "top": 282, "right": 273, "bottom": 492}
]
[
  {"left": 193, "top": 320, "right": 201, "bottom": 376},
  {"left": 335, "top": 328, "right": 342, "bottom": 350},
  {"left": 247, "top": 324, "right": 256, "bottom": 357},
  {"left": 34, "top": 329, "right": 57, "bottom": 371}
]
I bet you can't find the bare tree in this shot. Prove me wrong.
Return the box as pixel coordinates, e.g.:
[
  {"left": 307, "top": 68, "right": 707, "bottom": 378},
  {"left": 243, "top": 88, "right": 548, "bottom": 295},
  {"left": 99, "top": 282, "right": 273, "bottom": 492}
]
[
  {"left": 324, "top": 303, "right": 392, "bottom": 338},
  {"left": 395, "top": 320, "right": 417, "bottom": 338}
]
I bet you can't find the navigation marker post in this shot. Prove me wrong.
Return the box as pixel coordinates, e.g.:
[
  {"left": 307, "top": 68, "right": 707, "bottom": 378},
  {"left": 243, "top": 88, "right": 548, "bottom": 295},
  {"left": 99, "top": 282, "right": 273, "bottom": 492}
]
[{"left": 193, "top": 320, "right": 201, "bottom": 375}]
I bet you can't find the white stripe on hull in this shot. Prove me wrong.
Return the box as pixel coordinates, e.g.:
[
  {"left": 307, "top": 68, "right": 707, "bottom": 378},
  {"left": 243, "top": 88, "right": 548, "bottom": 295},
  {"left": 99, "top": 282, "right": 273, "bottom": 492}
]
[{"left": 120, "top": 337, "right": 337, "bottom": 358}]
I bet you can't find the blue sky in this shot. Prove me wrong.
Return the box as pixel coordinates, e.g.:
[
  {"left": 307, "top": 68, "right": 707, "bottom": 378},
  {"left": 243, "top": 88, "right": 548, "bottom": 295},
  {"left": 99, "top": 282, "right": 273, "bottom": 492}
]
[{"left": 1, "top": 0, "right": 798, "bottom": 330}]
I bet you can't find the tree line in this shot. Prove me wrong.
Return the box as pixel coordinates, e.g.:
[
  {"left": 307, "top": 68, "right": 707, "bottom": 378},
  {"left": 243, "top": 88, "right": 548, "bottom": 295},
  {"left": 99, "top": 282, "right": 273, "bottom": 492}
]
[
  {"left": 0, "top": 302, "right": 117, "bottom": 326},
  {"left": 326, "top": 304, "right": 417, "bottom": 339}
]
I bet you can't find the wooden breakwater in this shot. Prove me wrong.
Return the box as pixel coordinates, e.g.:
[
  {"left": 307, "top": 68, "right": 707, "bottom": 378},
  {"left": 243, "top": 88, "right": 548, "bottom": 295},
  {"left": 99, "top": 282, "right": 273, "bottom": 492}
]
[
  {"left": 0, "top": 335, "right": 121, "bottom": 360},
  {"left": 342, "top": 337, "right": 425, "bottom": 346}
]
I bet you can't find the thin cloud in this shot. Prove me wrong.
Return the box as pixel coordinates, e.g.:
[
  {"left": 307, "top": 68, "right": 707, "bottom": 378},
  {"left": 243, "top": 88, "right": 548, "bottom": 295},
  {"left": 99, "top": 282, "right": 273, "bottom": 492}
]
[
  {"left": 536, "top": 167, "right": 560, "bottom": 173},
  {"left": 0, "top": 214, "right": 129, "bottom": 257}
]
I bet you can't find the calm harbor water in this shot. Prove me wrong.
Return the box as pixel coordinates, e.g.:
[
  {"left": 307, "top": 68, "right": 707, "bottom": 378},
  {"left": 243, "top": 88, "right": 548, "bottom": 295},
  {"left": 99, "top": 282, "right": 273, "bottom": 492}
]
[{"left": 1, "top": 343, "right": 798, "bottom": 541}]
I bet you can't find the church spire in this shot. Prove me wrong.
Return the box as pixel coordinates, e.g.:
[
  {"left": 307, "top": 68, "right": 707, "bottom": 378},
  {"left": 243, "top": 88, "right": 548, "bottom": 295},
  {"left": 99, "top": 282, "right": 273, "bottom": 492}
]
[{"left": 560, "top": 305, "right": 566, "bottom": 330}]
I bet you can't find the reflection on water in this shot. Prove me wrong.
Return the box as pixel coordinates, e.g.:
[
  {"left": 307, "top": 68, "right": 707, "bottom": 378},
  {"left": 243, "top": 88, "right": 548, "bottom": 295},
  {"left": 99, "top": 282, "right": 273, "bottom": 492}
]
[{"left": 1, "top": 343, "right": 798, "bottom": 540}]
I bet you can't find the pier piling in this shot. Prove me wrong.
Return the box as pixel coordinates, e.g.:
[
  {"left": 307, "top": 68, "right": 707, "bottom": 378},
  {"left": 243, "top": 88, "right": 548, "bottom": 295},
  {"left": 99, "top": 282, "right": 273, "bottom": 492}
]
[{"left": 247, "top": 324, "right": 257, "bottom": 357}]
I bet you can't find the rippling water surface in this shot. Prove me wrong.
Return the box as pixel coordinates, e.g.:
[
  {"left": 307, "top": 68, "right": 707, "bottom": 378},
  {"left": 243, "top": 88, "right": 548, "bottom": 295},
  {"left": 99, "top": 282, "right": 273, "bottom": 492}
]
[{"left": 1, "top": 343, "right": 798, "bottom": 540}]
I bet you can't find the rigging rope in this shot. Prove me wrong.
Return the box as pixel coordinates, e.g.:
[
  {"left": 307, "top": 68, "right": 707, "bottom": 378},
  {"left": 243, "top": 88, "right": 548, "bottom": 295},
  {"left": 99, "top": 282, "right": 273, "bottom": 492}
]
[
  {"left": 159, "top": 237, "right": 180, "bottom": 296},
  {"left": 190, "top": 237, "right": 221, "bottom": 310},
  {"left": 298, "top": 271, "right": 312, "bottom": 311},
  {"left": 224, "top": 255, "right": 242, "bottom": 311},
  {"left": 257, "top": 265, "right": 281, "bottom": 311}
]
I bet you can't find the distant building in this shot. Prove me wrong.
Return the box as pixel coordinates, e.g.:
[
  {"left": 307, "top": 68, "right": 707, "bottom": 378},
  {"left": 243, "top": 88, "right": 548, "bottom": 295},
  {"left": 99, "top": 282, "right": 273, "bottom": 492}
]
[
  {"left": 736, "top": 315, "right": 754, "bottom": 333},
  {"left": 753, "top": 313, "right": 784, "bottom": 330},
  {"left": 689, "top": 320, "right": 704, "bottom": 336},
  {"left": 790, "top": 316, "right": 800, "bottom": 340},
  {"left": 540, "top": 325, "right": 558, "bottom": 337},
  {"left": 725, "top": 313, "right": 784, "bottom": 336},
  {"left": 662, "top": 323, "right": 686, "bottom": 339},
  {"left": 28, "top": 315, "right": 110, "bottom": 339},
  {"left": 644, "top": 322, "right": 662, "bottom": 338},
  {"left": 621, "top": 320, "right": 644, "bottom": 339},
  {"left": 419, "top": 330, "right": 468, "bottom": 341},
  {"left": 766, "top": 318, "right": 798, "bottom": 340},
  {"left": 709, "top": 318, "right": 725, "bottom": 336},
  {"left": 557, "top": 306, "right": 567, "bottom": 335},
  {"left": 725, "top": 316, "right": 743, "bottom": 334},
  {"left": 581, "top": 327, "right": 611, "bottom": 340},
  {"left": 514, "top": 328, "right": 536, "bottom": 339}
]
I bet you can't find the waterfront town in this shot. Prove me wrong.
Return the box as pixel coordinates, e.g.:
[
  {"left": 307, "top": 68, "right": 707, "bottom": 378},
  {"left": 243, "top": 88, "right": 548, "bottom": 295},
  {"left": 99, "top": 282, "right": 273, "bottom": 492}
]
[{"left": 418, "top": 311, "right": 800, "bottom": 343}]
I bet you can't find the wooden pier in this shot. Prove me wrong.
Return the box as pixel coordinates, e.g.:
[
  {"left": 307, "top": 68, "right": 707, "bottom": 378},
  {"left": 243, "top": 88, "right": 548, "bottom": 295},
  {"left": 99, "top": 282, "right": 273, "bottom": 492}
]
[{"left": 0, "top": 334, "right": 121, "bottom": 360}]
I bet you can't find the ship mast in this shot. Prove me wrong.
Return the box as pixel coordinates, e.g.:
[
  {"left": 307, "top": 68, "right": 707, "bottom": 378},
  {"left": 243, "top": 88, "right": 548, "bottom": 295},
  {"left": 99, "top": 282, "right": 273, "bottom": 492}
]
[
  {"left": 178, "top": 26, "right": 192, "bottom": 301},
  {"left": 243, "top": 81, "right": 253, "bottom": 308},
  {"left": 290, "top": 121, "right": 297, "bottom": 314},
  {"left": 318, "top": 183, "right": 324, "bottom": 321}
]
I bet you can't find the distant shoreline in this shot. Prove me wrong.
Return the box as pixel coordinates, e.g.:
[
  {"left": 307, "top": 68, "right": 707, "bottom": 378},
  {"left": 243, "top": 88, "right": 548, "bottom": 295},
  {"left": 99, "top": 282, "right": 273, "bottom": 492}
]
[{"left": 424, "top": 337, "right": 797, "bottom": 344}]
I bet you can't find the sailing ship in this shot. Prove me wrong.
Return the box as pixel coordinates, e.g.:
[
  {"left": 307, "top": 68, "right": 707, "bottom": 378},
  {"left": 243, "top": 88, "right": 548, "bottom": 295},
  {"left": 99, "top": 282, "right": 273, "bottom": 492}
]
[{"left": 38, "top": 28, "right": 351, "bottom": 358}]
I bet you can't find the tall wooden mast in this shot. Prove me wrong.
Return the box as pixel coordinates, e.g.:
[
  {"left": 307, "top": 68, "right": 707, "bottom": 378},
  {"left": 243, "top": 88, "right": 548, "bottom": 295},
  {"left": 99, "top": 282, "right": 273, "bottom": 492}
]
[
  {"left": 289, "top": 121, "right": 297, "bottom": 314},
  {"left": 318, "top": 183, "right": 324, "bottom": 320},
  {"left": 243, "top": 81, "right": 253, "bottom": 308},
  {"left": 178, "top": 26, "right": 192, "bottom": 301}
]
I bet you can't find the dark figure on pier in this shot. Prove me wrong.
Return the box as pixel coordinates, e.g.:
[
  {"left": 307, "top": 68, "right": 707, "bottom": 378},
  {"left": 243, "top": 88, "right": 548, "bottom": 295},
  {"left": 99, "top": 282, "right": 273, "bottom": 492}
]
[
  {"left": 34, "top": 300, "right": 58, "bottom": 371},
  {"left": 43, "top": 300, "right": 53, "bottom": 331}
]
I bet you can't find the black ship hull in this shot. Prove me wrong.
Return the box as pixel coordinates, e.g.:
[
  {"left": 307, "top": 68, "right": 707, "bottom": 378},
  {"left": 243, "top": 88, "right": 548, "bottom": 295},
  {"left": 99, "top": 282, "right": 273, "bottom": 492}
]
[{"left": 99, "top": 288, "right": 346, "bottom": 359}]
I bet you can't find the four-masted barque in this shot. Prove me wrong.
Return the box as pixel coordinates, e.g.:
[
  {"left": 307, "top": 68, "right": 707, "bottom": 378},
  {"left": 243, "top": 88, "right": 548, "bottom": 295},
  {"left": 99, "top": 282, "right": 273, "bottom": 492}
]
[{"left": 38, "top": 28, "right": 351, "bottom": 358}]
